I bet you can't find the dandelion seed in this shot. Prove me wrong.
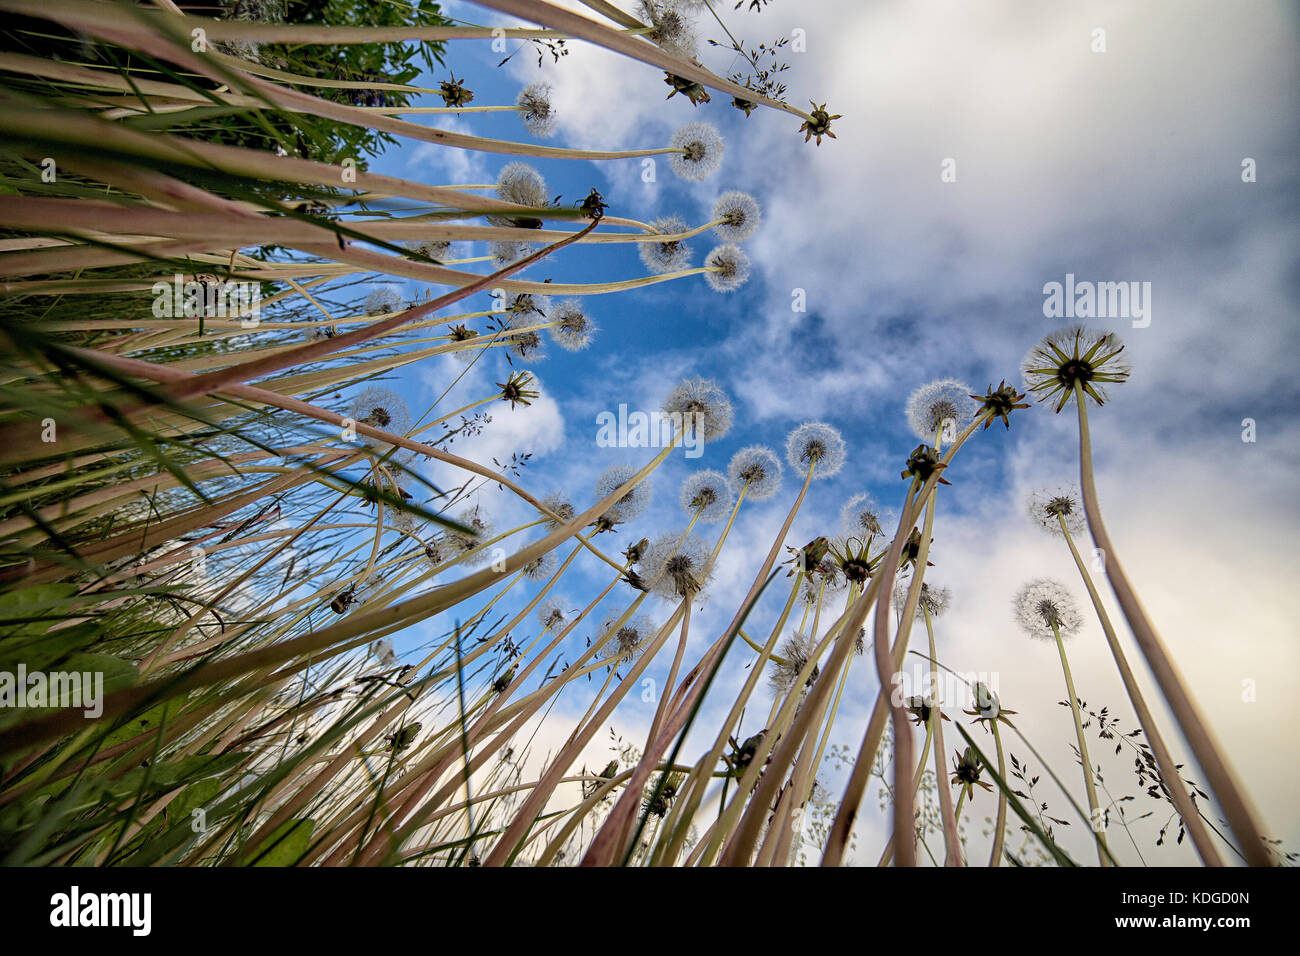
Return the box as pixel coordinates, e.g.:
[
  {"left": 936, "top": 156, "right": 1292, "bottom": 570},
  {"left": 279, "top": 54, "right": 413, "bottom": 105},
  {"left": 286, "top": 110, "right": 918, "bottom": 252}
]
[
  {"left": 703, "top": 244, "right": 750, "bottom": 292},
  {"left": 642, "top": 530, "right": 713, "bottom": 599},
  {"left": 540, "top": 494, "right": 575, "bottom": 528},
  {"left": 679, "top": 469, "right": 734, "bottom": 522},
  {"left": 372, "top": 638, "right": 398, "bottom": 668},
  {"left": 516, "top": 82, "right": 556, "bottom": 137},
  {"left": 669, "top": 122, "right": 724, "bottom": 181},
  {"left": 639, "top": 215, "right": 693, "bottom": 274},
  {"left": 711, "top": 190, "right": 761, "bottom": 242},
  {"left": 662, "top": 375, "right": 733, "bottom": 442},
  {"left": 905, "top": 378, "right": 976, "bottom": 442},
  {"left": 445, "top": 505, "right": 495, "bottom": 566},
  {"left": 727, "top": 445, "right": 782, "bottom": 500},
  {"left": 349, "top": 387, "right": 410, "bottom": 436},
  {"left": 538, "top": 598, "right": 568, "bottom": 631},
  {"left": 1026, "top": 486, "right": 1086, "bottom": 537},
  {"left": 1022, "top": 325, "right": 1132, "bottom": 412},
  {"left": 406, "top": 238, "right": 451, "bottom": 260},
  {"left": 522, "top": 551, "right": 556, "bottom": 581},
  {"left": 594, "top": 464, "right": 653, "bottom": 528},
  {"left": 839, "top": 492, "right": 887, "bottom": 538},
  {"left": 639, "top": 0, "right": 699, "bottom": 58},
  {"left": 600, "top": 614, "right": 654, "bottom": 663},
  {"left": 1013, "top": 578, "right": 1083, "bottom": 640},
  {"left": 785, "top": 422, "right": 847, "bottom": 478},
  {"left": 771, "top": 631, "right": 820, "bottom": 694},
  {"left": 892, "top": 579, "right": 952, "bottom": 619},
  {"left": 488, "top": 162, "right": 548, "bottom": 227},
  {"left": 489, "top": 239, "right": 536, "bottom": 266},
  {"left": 364, "top": 285, "right": 404, "bottom": 316},
  {"left": 549, "top": 299, "right": 596, "bottom": 351}
]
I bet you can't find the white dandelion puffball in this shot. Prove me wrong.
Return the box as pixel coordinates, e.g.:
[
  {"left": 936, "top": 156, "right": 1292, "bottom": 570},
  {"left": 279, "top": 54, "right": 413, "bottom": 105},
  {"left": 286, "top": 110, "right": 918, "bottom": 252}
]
[
  {"left": 662, "top": 375, "right": 734, "bottom": 443},
  {"left": 703, "top": 244, "right": 750, "bottom": 293},
  {"left": 639, "top": 215, "right": 693, "bottom": 275},
  {"left": 595, "top": 464, "right": 653, "bottom": 525},
  {"left": 905, "top": 378, "right": 976, "bottom": 442},
  {"left": 785, "top": 422, "right": 847, "bottom": 478},
  {"left": 516, "top": 82, "right": 556, "bottom": 137},
  {"left": 727, "top": 445, "right": 782, "bottom": 500},
  {"left": 642, "top": 530, "right": 714, "bottom": 600},
  {"left": 669, "top": 122, "right": 724, "bottom": 181},
  {"left": 1013, "top": 578, "right": 1083, "bottom": 640},
  {"left": 679, "top": 469, "right": 734, "bottom": 522},
  {"left": 711, "top": 190, "right": 761, "bottom": 242}
]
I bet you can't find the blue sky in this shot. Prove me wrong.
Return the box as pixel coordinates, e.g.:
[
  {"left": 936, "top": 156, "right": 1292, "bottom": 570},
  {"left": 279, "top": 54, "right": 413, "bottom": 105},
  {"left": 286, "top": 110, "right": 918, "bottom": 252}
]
[{"left": 335, "top": 0, "right": 1299, "bottom": 864}]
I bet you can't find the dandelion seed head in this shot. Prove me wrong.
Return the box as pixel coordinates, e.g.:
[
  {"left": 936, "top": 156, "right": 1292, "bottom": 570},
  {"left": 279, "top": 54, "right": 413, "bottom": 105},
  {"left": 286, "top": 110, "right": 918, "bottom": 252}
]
[
  {"left": 541, "top": 494, "right": 575, "bottom": 529},
  {"left": 493, "top": 161, "right": 548, "bottom": 209},
  {"left": 639, "top": 215, "right": 693, "bottom": 274},
  {"left": 549, "top": 299, "right": 596, "bottom": 351},
  {"left": 594, "top": 464, "right": 653, "bottom": 526},
  {"left": 642, "top": 530, "right": 713, "bottom": 599},
  {"left": 349, "top": 387, "right": 411, "bottom": 438},
  {"left": 892, "top": 579, "right": 952, "bottom": 619},
  {"left": 711, "top": 190, "right": 761, "bottom": 242},
  {"left": 669, "top": 122, "right": 724, "bottom": 181},
  {"left": 522, "top": 550, "right": 556, "bottom": 581},
  {"left": 1022, "top": 324, "right": 1133, "bottom": 412},
  {"left": 489, "top": 239, "right": 536, "bottom": 266},
  {"left": 679, "top": 469, "right": 734, "bottom": 522},
  {"left": 600, "top": 614, "right": 654, "bottom": 664},
  {"left": 516, "top": 82, "right": 556, "bottom": 137},
  {"left": 905, "top": 378, "right": 976, "bottom": 441},
  {"left": 1013, "top": 578, "right": 1083, "bottom": 640},
  {"left": 639, "top": 0, "right": 699, "bottom": 59},
  {"left": 703, "top": 243, "right": 750, "bottom": 293},
  {"left": 538, "top": 598, "right": 568, "bottom": 631},
  {"left": 662, "top": 375, "right": 733, "bottom": 442},
  {"left": 785, "top": 422, "right": 847, "bottom": 478},
  {"left": 445, "top": 505, "right": 495, "bottom": 565},
  {"left": 406, "top": 238, "right": 451, "bottom": 260},
  {"left": 372, "top": 638, "right": 397, "bottom": 668},
  {"left": 771, "top": 631, "right": 820, "bottom": 695},
  {"left": 727, "top": 445, "right": 782, "bottom": 500},
  {"left": 1026, "top": 486, "right": 1086, "bottom": 537},
  {"left": 839, "top": 492, "right": 888, "bottom": 538},
  {"left": 364, "top": 285, "right": 404, "bottom": 316}
]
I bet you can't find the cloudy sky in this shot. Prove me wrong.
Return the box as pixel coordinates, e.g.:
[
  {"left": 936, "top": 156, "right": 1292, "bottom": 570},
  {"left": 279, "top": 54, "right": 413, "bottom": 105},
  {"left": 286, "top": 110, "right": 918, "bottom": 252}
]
[{"left": 365, "top": 0, "right": 1299, "bottom": 864}]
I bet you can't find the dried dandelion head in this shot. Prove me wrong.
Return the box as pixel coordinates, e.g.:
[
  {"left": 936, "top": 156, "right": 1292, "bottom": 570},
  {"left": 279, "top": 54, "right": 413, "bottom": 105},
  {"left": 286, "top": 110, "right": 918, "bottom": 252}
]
[
  {"left": 540, "top": 494, "right": 576, "bottom": 529},
  {"left": 711, "top": 190, "right": 761, "bottom": 242},
  {"left": 516, "top": 82, "right": 556, "bottom": 137},
  {"left": 1022, "top": 325, "right": 1132, "bottom": 412},
  {"left": 679, "top": 469, "right": 734, "bottom": 522},
  {"left": 594, "top": 464, "right": 653, "bottom": 529},
  {"left": 521, "top": 550, "right": 557, "bottom": 581},
  {"left": 537, "top": 598, "right": 568, "bottom": 632},
  {"left": 1026, "top": 486, "right": 1086, "bottom": 537},
  {"left": 349, "top": 387, "right": 411, "bottom": 436},
  {"left": 639, "top": 215, "right": 693, "bottom": 275},
  {"left": 892, "top": 579, "right": 951, "bottom": 619},
  {"left": 444, "top": 505, "right": 495, "bottom": 565},
  {"left": 600, "top": 614, "right": 654, "bottom": 664},
  {"left": 840, "top": 492, "right": 888, "bottom": 538},
  {"left": 662, "top": 375, "right": 733, "bottom": 443},
  {"left": 771, "top": 631, "right": 820, "bottom": 695},
  {"left": 550, "top": 299, "right": 596, "bottom": 351},
  {"left": 364, "top": 285, "right": 404, "bottom": 316},
  {"left": 785, "top": 422, "right": 847, "bottom": 478},
  {"left": 703, "top": 243, "right": 750, "bottom": 292},
  {"left": 489, "top": 239, "right": 536, "bottom": 266},
  {"left": 639, "top": 0, "right": 699, "bottom": 58},
  {"left": 642, "top": 531, "right": 713, "bottom": 599},
  {"left": 727, "top": 445, "right": 782, "bottom": 500},
  {"left": 905, "top": 378, "right": 976, "bottom": 442},
  {"left": 669, "top": 122, "right": 724, "bottom": 181},
  {"left": 406, "top": 238, "right": 451, "bottom": 261},
  {"left": 1013, "top": 578, "right": 1083, "bottom": 639},
  {"left": 488, "top": 162, "right": 549, "bottom": 227}
]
